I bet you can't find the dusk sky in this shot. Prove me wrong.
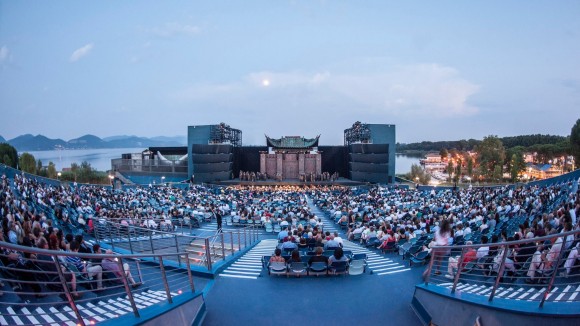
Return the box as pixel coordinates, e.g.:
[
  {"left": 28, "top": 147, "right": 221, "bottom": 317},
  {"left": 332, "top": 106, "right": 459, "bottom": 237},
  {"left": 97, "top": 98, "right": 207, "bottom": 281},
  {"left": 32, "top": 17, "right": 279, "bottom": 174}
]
[{"left": 1, "top": 1, "right": 579, "bottom": 146}]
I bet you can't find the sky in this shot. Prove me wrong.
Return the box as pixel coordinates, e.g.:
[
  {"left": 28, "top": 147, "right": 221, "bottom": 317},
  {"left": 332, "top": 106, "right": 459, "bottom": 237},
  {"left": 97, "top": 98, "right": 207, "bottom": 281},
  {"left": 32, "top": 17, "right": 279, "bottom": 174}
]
[{"left": 0, "top": 1, "right": 579, "bottom": 146}]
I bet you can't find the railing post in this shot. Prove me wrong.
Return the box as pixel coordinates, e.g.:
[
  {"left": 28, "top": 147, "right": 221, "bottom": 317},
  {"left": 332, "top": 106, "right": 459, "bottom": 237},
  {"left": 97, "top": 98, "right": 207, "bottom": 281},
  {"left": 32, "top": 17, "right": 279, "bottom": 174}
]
[
  {"left": 94, "top": 223, "right": 100, "bottom": 244},
  {"left": 109, "top": 223, "right": 116, "bottom": 251},
  {"left": 127, "top": 227, "right": 134, "bottom": 254},
  {"left": 237, "top": 230, "right": 241, "bottom": 251},
  {"left": 205, "top": 238, "right": 213, "bottom": 271},
  {"left": 424, "top": 249, "right": 436, "bottom": 285},
  {"left": 185, "top": 253, "right": 195, "bottom": 293},
  {"left": 54, "top": 254, "right": 85, "bottom": 326},
  {"left": 117, "top": 257, "right": 140, "bottom": 318},
  {"left": 244, "top": 228, "right": 247, "bottom": 247},
  {"left": 149, "top": 230, "right": 155, "bottom": 260},
  {"left": 158, "top": 256, "right": 173, "bottom": 304},
  {"left": 451, "top": 247, "right": 467, "bottom": 294},
  {"left": 175, "top": 235, "right": 182, "bottom": 267},
  {"left": 221, "top": 233, "right": 226, "bottom": 261},
  {"left": 230, "top": 231, "right": 234, "bottom": 254},
  {"left": 489, "top": 245, "right": 509, "bottom": 302},
  {"left": 540, "top": 239, "right": 567, "bottom": 308}
]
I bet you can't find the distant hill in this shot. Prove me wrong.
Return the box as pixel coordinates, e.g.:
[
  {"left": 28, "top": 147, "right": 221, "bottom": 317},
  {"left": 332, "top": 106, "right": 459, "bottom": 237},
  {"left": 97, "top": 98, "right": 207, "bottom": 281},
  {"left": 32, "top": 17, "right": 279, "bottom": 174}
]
[
  {"left": 8, "top": 134, "right": 186, "bottom": 151},
  {"left": 0, "top": 135, "right": 5, "bottom": 143},
  {"left": 9, "top": 134, "right": 67, "bottom": 151},
  {"left": 67, "top": 134, "right": 107, "bottom": 149}
]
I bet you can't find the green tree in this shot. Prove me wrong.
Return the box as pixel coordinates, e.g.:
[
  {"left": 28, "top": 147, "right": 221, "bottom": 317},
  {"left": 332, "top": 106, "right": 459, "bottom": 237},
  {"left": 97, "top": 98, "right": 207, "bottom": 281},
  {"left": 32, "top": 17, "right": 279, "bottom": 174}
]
[
  {"left": 455, "top": 159, "right": 462, "bottom": 181},
  {"left": 440, "top": 148, "right": 448, "bottom": 160},
  {"left": 19, "top": 152, "right": 37, "bottom": 173},
  {"left": 47, "top": 161, "right": 57, "bottom": 179},
  {"left": 466, "top": 156, "right": 474, "bottom": 177},
  {"left": 0, "top": 143, "right": 18, "bottom": 168},
  {"left": 406, "top": 164, "right": 431, "bottom": 185},
  {"left": 509, "top": 152, "right": 525, "bottom": 182},
  {"left": 493, "top": 166, "right": 503, "bottom": 182},
  {"left": 36, "top": 159, "right": 43, "bottom": 174},
  {"left": 70, "top": 162, "right": 79, "bottom": 181},
  {"left": 447, "top": 161, "right": 454, "bottom": 181},
  {"left": 476, "top": 135, "right": 506, "bottom": 181},
  {"left": 571, "top": 119, "right": 580, "bottom": 168}
]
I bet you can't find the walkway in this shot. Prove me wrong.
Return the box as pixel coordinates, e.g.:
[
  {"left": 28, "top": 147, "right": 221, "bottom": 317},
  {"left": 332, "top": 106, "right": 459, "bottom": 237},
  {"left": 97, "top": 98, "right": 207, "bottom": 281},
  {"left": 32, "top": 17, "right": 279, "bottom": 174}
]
[{"left": 218, "top": 239, "right": 278, "bottom": 280}]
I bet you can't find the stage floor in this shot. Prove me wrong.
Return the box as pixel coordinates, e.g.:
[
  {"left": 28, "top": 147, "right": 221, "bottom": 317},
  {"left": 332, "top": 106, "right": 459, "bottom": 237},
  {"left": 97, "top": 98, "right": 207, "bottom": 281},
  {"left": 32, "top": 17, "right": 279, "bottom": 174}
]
[{"left": 211, "top": 177, "right": 367, "bottom": 186}]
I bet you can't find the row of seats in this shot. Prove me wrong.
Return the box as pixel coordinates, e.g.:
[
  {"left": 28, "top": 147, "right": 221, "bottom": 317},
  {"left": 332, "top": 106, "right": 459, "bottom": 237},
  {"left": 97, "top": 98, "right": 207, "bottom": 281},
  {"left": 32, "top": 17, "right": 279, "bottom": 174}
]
[{"left": 262, "top": 253, "right": 368, "bottom": 277}]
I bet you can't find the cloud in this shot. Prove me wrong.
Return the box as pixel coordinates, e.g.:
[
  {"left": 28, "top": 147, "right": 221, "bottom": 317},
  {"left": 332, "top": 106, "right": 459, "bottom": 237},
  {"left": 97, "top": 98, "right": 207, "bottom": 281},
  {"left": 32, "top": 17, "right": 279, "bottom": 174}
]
[
  {"left": 150, "top": 22, "right": 201, "bottom": 38},
  {"left": 0, "top": 46, "right": 9, "bottom": 62},
  {"left": 170, "top": 62, "right": 479, "bottom": 117},
  {"left": 70, "top": 43, "right": 94, "bottom": 62}
]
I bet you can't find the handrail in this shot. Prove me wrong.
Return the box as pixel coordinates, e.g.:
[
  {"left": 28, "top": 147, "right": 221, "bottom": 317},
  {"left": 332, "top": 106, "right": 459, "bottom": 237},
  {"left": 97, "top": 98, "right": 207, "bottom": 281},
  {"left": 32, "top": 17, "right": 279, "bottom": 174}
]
[
  {"left": 429, "top": 229, "right": 578, "bottom": 252},
  {"left": 0, "top": 240, "right": 196, "bottom": 326},
  {"left": 422, "top": 228, "right": 580, "bottom": 308},
  {"left": 95, "top": 218, "right": 263, "bottom": 271}
]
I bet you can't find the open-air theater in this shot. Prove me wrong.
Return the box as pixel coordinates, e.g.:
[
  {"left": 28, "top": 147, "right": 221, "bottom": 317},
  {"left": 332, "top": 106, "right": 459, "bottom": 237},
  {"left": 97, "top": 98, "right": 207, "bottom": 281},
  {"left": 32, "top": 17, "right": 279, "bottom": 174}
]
[{"left": 1, "top": 124, "right": 580, "bottom": 325}]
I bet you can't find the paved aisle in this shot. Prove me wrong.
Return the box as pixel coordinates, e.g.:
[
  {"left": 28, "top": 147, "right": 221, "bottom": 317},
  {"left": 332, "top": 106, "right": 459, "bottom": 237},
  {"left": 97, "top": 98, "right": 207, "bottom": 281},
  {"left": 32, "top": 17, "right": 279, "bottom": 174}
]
[{"left": 218, "top": 239, "right": 278, "bottom": 280}]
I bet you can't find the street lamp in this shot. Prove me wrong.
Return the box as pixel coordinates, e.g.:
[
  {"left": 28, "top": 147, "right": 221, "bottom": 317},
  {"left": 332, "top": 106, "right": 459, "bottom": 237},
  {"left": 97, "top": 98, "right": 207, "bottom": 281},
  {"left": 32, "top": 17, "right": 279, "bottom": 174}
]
[
  {"left": 108, "top": 174, "right": 114, "bottom": 186},
  {"left": 57, "top": 172, "right": 62, "bottom": 180},
  {"left": 161, "top": 176, "right": 166, "bottom": 186}
]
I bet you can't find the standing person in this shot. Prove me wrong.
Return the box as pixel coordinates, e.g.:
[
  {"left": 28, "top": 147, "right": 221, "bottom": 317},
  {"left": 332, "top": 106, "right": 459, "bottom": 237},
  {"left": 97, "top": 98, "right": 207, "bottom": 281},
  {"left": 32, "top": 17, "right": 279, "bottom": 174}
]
[
  {"left": 215, "top": 208, "right": 222, "bottom": 232},
  {"left": 423, "top": 219, "right": 451, "bottom": 278}
]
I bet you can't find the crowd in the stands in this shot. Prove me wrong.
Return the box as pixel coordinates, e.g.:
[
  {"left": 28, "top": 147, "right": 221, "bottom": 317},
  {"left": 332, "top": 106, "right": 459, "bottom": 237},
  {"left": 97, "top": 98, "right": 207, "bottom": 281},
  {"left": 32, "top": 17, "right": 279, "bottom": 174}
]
[
  {"left": 1, "top": 169, "right": 580, "bottom": 293},
  {"left": 310, "top": 181, "right": 580, "bottom": 282}
]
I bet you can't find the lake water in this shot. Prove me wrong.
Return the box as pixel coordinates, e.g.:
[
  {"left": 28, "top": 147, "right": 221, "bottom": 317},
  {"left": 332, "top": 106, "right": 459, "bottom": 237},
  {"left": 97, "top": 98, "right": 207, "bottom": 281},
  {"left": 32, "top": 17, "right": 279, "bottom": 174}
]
[
  {"left": 23, "top": 148, "right": 146, "bottom": 172},
  {"left": 22, "top": 149, "right": 422, "bottom": 174}
]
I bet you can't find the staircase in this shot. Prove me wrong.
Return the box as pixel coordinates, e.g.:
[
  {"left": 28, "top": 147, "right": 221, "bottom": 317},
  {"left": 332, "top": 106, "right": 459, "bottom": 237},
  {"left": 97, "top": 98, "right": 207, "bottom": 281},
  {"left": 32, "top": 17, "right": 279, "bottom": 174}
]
[
  {"left": 182, "top": 237, "right": 241, "bottom": 266},
  {"left": 0, "top": 290, "right": 178, "bottom": 326}
]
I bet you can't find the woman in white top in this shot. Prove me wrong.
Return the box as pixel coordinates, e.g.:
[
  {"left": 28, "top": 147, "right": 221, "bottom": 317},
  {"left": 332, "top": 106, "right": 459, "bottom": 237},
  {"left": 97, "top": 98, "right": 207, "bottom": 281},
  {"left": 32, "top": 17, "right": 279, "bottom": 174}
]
[{"left": 424, "top": 219, "right": 451, "bottom": 278}]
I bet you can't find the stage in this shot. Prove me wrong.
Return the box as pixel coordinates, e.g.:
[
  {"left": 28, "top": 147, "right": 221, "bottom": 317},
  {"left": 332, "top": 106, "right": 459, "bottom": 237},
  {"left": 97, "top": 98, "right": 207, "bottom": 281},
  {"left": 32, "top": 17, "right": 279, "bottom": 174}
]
[{"left": 210, "top": 177, "right": 367, "bottom": 187}]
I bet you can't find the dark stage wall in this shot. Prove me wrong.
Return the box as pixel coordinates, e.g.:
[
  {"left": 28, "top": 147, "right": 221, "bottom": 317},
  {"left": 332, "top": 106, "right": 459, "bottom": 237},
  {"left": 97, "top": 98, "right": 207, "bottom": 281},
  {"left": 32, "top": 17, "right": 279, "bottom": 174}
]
[
  {"left": 233, "top": 146, "right": 267, "bottom": 177},
  {"left": 319, "top": 146, "right": 349, "bottom": 178}
]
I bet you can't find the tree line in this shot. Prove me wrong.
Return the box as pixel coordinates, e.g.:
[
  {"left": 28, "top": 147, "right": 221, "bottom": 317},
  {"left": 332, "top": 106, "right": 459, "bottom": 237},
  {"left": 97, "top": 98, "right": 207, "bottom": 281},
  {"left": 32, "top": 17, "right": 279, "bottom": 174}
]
[
  {"left": 397, "top": 134, "right": 569, "bottom": 153},
  {"left": 404, "top": 119, "right": 580, "bottom": 184}
]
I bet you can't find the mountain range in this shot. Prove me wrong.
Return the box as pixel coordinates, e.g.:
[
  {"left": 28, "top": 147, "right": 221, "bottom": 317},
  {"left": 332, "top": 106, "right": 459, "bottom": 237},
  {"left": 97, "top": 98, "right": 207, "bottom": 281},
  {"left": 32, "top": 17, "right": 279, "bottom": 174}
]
[{"left": 0, "top": 134, "right": 187, "bottom": 151}]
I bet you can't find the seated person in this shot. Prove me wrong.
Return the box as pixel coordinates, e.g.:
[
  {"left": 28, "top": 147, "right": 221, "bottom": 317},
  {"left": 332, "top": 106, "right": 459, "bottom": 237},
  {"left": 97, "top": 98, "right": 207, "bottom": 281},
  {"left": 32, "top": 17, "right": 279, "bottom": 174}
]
[
  {"left": 328, "top": 247, "right": 348, "bottom": 265},
  {"left": 101, "top": 250, "right": 140, "bottom": 288},
  {"left": 269, "top": 248, "right": 286, "bottom": 263},
  {"left": 445, "top": 241, "right": 477, "bottom": 279},
  {"left": 526, "top": 237, "right": 563, "bottom": 284},
  {"left": 324, "top": 235, "right": 340, "bottom": 250},
  {"left": 66, "top": 241, "right": 103, "bottom": 290},
  {"left": 280, "top": 237, "right": 298, "bottom": 252},
  {"left": 288, "top": 250, "right": 302, "bottom": 264},
  {"left": 298, "top": 237, "right": 309, "bottom": 250},
  {"left": 563, "top": 242, "right": 580, "bottom": 277},
  {"left": 75, "top": 234, "right": 93, "bottom": 254},
  {"left": 308, "top": 247, "right": 327, "bottom": 266},
  {"left": 35, "top": 237, "right": 80, "bottom": 298},
  {"left": 476, "top": 235, "right": 490, "bottom": 268},
  {"left": 377, "top": 231, "right": 396, "bottom": 250}
]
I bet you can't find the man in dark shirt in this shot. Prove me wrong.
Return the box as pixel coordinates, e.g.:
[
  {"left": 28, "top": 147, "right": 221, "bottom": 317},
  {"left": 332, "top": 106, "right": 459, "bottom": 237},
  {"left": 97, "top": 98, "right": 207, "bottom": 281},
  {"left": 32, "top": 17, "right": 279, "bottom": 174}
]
[{"left": 308, "top": 247, "right": 327, "bottom": 265}]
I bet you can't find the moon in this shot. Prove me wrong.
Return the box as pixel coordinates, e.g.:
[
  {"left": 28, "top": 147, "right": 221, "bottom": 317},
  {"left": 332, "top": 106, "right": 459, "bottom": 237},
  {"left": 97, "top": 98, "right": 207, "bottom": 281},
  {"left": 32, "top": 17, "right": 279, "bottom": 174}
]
[{"left": 262, "top": 79, "right": 270, "bottom": 86}]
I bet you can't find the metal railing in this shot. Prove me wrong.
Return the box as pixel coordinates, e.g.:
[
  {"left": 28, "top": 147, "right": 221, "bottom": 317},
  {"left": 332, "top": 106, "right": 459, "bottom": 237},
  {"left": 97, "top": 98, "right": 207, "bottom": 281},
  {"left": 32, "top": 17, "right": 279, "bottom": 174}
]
[
  {"left": 93, "top": 219, "right": 261, "bottom": 271},
  {"left": 0, "top": 241, "right": 195, "bottom": 326},
  {"left": 422, "top": 229, "right": 580, "bottom": 308}
]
